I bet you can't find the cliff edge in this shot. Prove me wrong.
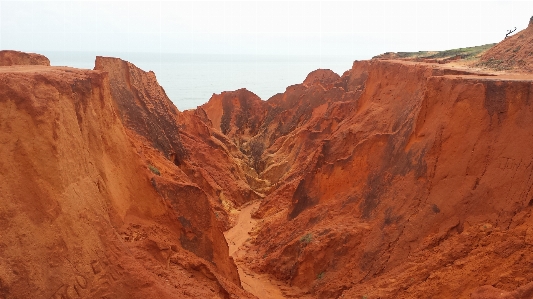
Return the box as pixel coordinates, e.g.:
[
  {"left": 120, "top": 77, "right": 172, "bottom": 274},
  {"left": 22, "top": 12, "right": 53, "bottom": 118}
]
[{"left": 0, "top": 50, "right": 50, "bottom": 66}]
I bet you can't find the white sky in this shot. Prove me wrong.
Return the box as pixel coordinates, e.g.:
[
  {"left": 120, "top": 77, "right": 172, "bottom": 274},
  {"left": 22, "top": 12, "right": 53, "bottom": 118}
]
[{"left": 1, "top": 1, "right": 532, "bottom": 59}]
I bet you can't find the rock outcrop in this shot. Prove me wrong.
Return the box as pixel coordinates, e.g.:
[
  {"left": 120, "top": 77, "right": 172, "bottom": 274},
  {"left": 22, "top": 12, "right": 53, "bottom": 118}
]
[
  {"left": 94, "top": 57, "right": 187, "bottom": 164},
  {"left": 5, "top": 17, "right": 533, "bottom": 298},
  {"left": 0, "top": 50, "right": 50, "bottom": 66},
  {"left": 200, "top": 89, "right": 268, "bottom": 174}
]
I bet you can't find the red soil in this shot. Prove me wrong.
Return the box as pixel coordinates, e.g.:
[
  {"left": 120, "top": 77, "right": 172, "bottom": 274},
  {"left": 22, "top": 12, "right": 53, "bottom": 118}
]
[{"left": 0, "top": 55, "right": 252, "bottom": 298}]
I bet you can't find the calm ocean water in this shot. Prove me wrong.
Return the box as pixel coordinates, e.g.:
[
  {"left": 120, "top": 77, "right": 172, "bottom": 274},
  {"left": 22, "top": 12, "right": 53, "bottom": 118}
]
[{"left": 43, "top": 51, "right": 358, "bottom": 110}]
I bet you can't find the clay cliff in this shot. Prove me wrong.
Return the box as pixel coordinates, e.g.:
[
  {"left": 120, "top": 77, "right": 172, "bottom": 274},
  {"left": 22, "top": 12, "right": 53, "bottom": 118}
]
[
  {"left": 198, "top": 31, "right": 533, "bottom": 298},
  {"left": 0, "top": 51, "right": 253, "bottom": 299},
  {"left": 239, "top": 61, "right": 533, "bottom": 299}
]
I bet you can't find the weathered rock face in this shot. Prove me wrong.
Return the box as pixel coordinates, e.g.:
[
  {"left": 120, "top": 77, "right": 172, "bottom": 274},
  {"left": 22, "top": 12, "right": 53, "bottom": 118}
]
[
  {"left": 201, "top": 89, "right": 268, "bottom": 173},
  {"left": 197, "top": 56, "right": 533, "bottom": 298},
  {"left": 95, "top": 57, "right": 262, "bottom": 227},
  {"left": 471, "top": 282, "right": 533, "bottom": 299},
  {"left": 93, "top": 56, "right": 257, "bottom": 287},
  {"left": 177, "top": 107, "right": 265, "bottom": 209},
  {"left": 302, "top": 69, "right": 341, "bottom": 89},
  {"left": 480, "top": 19, "right": 533, "bottom": 72},
  {"left": 0, "top": 59, "right": 252, "bottom": 298},
  {"left": 94, "top": 56, "right": 187, "bottom": 164},
  {"left": 202, "top": 89, "right": 265, "bottom": 139},
  {"left": 0, "top": 50, "right": 50, "bottom": 66}
]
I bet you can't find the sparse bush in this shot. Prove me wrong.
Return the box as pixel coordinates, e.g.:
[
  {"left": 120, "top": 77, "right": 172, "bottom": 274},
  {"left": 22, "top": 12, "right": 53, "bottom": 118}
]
[
  {"left": 148, "top": 164, "right": 161, "bottom": 176},
  {"left": 317, "top": 271, "right": 325, "bottom": 280},
  {"left": 300, "top": 233, "right": 313, "bottom": 244}
]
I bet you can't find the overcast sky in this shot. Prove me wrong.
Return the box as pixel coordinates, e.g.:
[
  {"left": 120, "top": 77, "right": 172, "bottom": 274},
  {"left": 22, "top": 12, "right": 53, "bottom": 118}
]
[{"left": 1, "top": 1, "right": 532, "bottom": 59}]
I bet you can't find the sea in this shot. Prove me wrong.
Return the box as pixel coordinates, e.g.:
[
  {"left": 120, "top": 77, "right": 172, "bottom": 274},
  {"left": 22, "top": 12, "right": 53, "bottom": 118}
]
[{"left": 42, "top": 51, "right": 360, "bottom": 111}]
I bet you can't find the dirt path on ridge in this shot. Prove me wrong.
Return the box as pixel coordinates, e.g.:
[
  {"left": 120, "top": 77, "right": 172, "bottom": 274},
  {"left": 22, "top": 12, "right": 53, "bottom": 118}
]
[{"left": 224, "top": 200, "right": 288, "bottom": 299}]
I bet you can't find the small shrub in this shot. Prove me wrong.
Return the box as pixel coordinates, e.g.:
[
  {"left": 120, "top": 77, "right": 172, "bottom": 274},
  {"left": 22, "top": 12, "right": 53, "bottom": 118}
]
[
  {"left": 300, "top": 233, "right": 313, "bottom": 244},
  {"left": 317, "top": 271, "right": 325, "bottom": 280},
  {"left": 148, "top": 164, "right": 161, "bottom": 176}
]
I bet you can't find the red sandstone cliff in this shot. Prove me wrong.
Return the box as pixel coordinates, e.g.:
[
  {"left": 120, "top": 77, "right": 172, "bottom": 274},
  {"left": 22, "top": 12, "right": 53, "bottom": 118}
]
[
  {"left": 0, "top": 50, "right": 50, "bottom": 66},
  {"left": 243, "top": 60, "right": 533, "bottom": 299},
  {"left": 93, "top": 57, "right": 263, "bottom": 230},
  {"left": 200, "top": 56, "right": 533, "bottom": 298},
  {"left": 0, "top": 53, "right": 253, "bottom": 298},
  {"left": 5, "top": 17, "right": 533, "bottom": 299}
]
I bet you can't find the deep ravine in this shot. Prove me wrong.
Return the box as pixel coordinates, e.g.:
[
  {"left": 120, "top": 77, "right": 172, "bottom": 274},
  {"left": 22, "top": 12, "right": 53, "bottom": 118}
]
[{"left": 224, "top": 201, "right": 310, "bottom": 299}]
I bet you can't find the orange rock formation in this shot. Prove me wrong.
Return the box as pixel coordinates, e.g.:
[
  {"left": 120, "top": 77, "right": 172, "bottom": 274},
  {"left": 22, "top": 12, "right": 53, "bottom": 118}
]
[
  {"left": 4, "top": 18, "right": 533, "bottom": 299},
  {"left": 0, "top": 50, "right": 50, "bottom": 66},
  {"left": 0, "top": 52, "right": 252, "bottom": 298}
]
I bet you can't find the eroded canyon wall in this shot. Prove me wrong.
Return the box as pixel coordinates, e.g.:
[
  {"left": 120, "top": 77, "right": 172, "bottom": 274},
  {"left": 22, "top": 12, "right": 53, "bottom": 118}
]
[
  {"left": 4, "top": 23, "right": 533, "bottom": 299},
  {"left": 0, "top": 54, "right": 253, "bottom": 299},
  {"left": 201, "top": 58, "right": 533, "bottom": 298}
]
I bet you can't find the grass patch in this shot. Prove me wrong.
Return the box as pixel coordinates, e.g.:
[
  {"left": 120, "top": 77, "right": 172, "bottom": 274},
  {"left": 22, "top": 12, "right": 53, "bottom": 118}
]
[
  {"left": 148, "top": 164, "right": 161, "bottom": 176},
  {"left": 300, "top": 233, "right": 313, "bottom": 244},
  {"left": 379, "top": 43, "right": 496, "bottom": 61}
]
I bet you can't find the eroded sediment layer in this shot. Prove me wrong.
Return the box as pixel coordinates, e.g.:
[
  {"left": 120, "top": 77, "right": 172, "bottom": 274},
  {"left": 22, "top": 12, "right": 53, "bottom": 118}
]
[
  {"left": 4, "top": 21, "right": 533, "bottom": 299},
  {"left": 480, "top": 17, "right": 533, "bottom": 72},
  {"left": 201, "top": 58, "right": 533, "bottom": 298},
  {"left": 0, "top": 53, "right": 254, "bottom": 298}
]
